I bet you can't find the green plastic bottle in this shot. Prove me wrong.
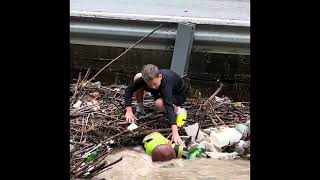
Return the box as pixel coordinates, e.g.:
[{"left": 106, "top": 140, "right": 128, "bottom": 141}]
[
  {"left": 86, "top": 151, "right": 98, "bottom": 162},
  {"left": 187, "top": 147, "right": 205, "bottom": 160}
]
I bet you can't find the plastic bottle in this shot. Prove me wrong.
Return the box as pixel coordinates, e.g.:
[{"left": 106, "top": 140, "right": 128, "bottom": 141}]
[
  {"left": 86, "top": 151, "right": 98, "bottom": 162},
  {"left": 235, "top": 124, "right": 249, "bottom": 140},
  {"left": 187, "top": 146, "right": 205, "bottom": 160}
]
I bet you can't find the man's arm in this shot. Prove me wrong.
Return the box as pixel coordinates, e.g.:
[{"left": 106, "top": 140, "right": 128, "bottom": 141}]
[
  {"left": 162, "top": 84, "right": 184, "bottom": 145},
  {"left": 161, "top": 85, "right": 176, "bottom": 125},
  {"left": 171, "top": 124, "right": 181, "bottom": 142}
]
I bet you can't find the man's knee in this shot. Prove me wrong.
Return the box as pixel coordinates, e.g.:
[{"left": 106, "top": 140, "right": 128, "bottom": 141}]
[
  {"left": 134, "top": 73, "right": 142, "bottom": 81},
  {"left": 155, "top": 98, "right": 165, "bottom": 112}
]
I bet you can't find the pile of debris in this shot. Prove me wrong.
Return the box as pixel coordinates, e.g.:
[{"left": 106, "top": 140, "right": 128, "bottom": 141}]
[
  {"left": 69, "top": 75, "right": 250, "bottom": 179},
  {"left": 181, "top": 121, "right": 250, "bottom": 161}
]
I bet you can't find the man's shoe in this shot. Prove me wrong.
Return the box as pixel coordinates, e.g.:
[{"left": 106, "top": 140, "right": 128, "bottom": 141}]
[{"left": 134, "top": 111, "right": 145, "bottom": 119}]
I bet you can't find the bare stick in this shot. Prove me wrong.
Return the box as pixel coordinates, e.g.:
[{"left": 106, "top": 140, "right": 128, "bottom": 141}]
[
  {"left": 213, "top": 110, "right": 226, "bottom": 126},
  {"left": 80, "top": 114, "right": 90, "bottom": 143},
  {"left": 71, "top": 72, "right": 82, "bottom": 104},
  {"left": 205, "top": 83, "right": 223, "bottom": 105},
  {"left": 101, "top": 130, "right": 130, "bottom": 144},
  {"left": 88, "top": 24, "right": 164, "bottom": 83},
  {"left": 89, "top": 156, "right": 124, "bottom": 177},
  {"left": 196, "top": 83, "right": 223, "bottom": 115},
  {"left": 70, "top": 141, "right": 91, "bottom": 146},
  {"left": 208, "top": 101, "right": 226, "bottom": 125},
  {"left": 106, "top": 156, "right": 123, "bottom": 168},
  {"left": 208, "top": 114, "right": 220, "bottom": 130}
]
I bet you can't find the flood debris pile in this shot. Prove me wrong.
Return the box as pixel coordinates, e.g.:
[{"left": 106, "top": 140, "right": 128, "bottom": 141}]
[{"left": 70, "top": 75, "right": 250, "bottom": 179}]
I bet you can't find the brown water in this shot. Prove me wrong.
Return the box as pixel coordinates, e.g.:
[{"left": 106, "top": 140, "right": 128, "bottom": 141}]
[{"left": 95, "top": 146, "right": 250, "bottom": 180}]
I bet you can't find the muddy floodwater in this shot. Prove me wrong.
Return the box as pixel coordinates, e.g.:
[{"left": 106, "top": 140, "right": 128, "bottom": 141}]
[{"left": 95, "top": 146, "right": 250, "bottom": 180}]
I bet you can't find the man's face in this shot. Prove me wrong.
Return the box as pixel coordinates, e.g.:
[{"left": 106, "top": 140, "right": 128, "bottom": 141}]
[{"left": 146, "top": 74, "right": 162, "bottom": 89}]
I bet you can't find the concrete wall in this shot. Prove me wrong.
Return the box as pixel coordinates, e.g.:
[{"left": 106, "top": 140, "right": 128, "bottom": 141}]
[{"left": 70, "top": 44, "right": 250, "bottom": 101}]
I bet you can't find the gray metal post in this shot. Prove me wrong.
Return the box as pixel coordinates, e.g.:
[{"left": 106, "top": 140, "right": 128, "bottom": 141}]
[{"left": 170, "top": 23, "right": 195, "bottom": 77}]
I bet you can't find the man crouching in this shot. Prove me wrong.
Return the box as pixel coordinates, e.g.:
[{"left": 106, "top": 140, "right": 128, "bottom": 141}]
[{"left": 124, "top": 64, "right": 187, "bottom": 145}]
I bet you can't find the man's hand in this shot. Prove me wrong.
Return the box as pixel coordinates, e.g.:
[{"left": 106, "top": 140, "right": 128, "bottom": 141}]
[
  {"left": 125, "top": 107, "right": 138, "bottom": 123},
  {"left": 171, "top": 133, "right": 184, "bottom": 146},
  {"left": 171, "top": 124, "right": 185, "bottom": 146}
]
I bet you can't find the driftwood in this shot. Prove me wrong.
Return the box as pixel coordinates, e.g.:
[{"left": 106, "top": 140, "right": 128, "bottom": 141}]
[
  {"left": 69, "top": 73, "right": 250, "bottom": 179},
  {"left": 196, "top": 83, "right": 223, "bottom": 115}
]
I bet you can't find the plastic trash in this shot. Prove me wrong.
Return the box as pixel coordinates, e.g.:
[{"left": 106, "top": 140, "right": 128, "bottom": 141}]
[
  {"left": 245, "top": 120, "right": 250, "bottom": 125},
  {"left": 73, "top": 100, "right": 83, "bottom": 109},
  {"left": 233, "top": 102, "right": 245, "bottom": 108},
  {"left": 86, "top": 151, "right": 98, "bottom": 162},
  {"left": 234, "top": 140, "right": 245, "bottom": 155},
  {"left": 81, "top": 81, "right": 101, "bottom": 88},
  {"left": 233, "top": 140, "right": 250, "bottom": 156},
  {"left": 127, "top": 123, "right": 138, "bottom": 131},
  {"left": 82, "top": 143, "right": 102, "bottom": 158},
  {"left": 91, "top": 81, "right": 101, "bottom": 88},
  {"left": 187, "top": 145, "right": 205, "bottom": 160},
  {"left": 235, "top": 124, "right": 249, "bottom": 140},
  {"left": 245, "top": 121, "right": 250, "bottom": 139},
  {"left": 80, "top": 81, "right": 89, "bottom": 88},
  {"left": 184, "top": 123, "right": 205, "bottom": 142},
  {"left": 200, "top": 141, "right": 219, "bottom": 152},
  {"left": 206, "top": 152, "right": 239, "bottom": 160},
  {"left": 209, "top": 127, "right": 242, "bottom": 148}
]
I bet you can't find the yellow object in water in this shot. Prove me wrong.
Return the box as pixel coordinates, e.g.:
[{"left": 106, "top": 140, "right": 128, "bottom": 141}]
[
  {"left": 142, "top": 132, "right": 171, "bottom": 155},
  {"left": 176, "top": 111, "right": 187, "bottom": 128},
  {"left": 80, "top": 81, "right": 90, "bottom": 88},
  {"left": 233, "top": 102, "right": 245, "bottom": 108},
  {"left": 171, "top": 143, "right": 185, "bottom": 158}
]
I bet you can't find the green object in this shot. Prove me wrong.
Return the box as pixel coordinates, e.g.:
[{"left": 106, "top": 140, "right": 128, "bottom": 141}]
[
  {"left": 187, "top": 147, "right": 205, "bottom": 160},
  {"left": 236, "top": 124, "right": 249, "bottom": 140},
  {"left": 86, "top": 151, "right": 98, "bottom": 162}
]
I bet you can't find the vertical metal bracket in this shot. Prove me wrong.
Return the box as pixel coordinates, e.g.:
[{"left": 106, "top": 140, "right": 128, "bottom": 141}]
[{"left": 170, "top": 23, "right": 196, "bottom": 77}]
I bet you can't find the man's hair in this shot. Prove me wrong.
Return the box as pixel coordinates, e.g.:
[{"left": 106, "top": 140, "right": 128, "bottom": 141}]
[{"left": 141, "top": 64, "right": 160, "bottom": 82}]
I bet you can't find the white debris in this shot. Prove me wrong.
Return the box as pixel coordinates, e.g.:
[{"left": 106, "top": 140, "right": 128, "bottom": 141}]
[
  {"left": 214, "top": 96, "right": 232, "bottom": 103},
  {"left": 184, "top": 123, "right": 205, "bottom": 142},
  {"left": 91, "top": 81, "right": 101, "bottom": 88},
  {"left": 200, "top": 141, "right": 219, "bottom": 152},
  {"left": 209, "top": 127, "right": 242, "bottom": 148},
  {"left": 206, "top": 152, "right": 239, "bottom": 160},
  {"left": 234, "top": 140, "right": 246, "bottom": 155},
  {"left": 73, "top": 100, "right": 83, "bottom": 109},
  {"left": 127, "top": 123, "right": 138, "bottom": 131},
  {"left": 86, "top": 99, "right": 100, "bottom": 111},
  {"left": 86, "top": 166, "right": 95, "bottom": 172},
  {"left": 70, "top": 144, "right": 75, "bottom": 153}
]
